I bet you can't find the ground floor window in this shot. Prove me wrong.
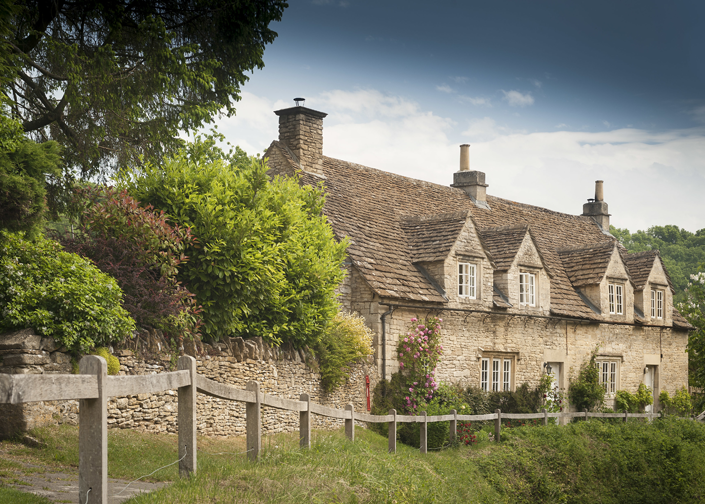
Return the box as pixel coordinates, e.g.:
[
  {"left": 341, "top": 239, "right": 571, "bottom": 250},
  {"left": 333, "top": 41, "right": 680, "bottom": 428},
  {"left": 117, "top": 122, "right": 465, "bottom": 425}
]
[
  {"left": 596, "top": 360, "right": 619, "bottom": 395},
  {"left": 480, "top": 355, "right": 515, "bottom": 392}
]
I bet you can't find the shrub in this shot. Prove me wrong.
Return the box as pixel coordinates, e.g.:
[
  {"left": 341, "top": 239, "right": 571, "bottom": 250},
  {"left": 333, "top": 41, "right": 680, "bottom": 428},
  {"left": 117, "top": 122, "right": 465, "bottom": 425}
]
[
  {"left": 119, "top": 139, "right": 348, "bottom": 346},
  {"left": 569, "top": 346, "right": 605, "bottom": 412},
  {"left": 0, "top": 231, "right": 135, "bottom": 353},
  {"left": 60, "top": 187, "right": 201, "bottom": 340},
  {"left": 660, "top": 387, "right": 693, "bottom": 416},
  {"left": 396, "top": 316, "right": 443, "bottom": 412},
  {"left": 316, "top": 311, "right": 374, "bottom": 391},
  {"left": 91, "top": 347, "right": 120, "bottom": 375},
  {"left": 616, "top": 383, "right": 653, "bottom": 413}
]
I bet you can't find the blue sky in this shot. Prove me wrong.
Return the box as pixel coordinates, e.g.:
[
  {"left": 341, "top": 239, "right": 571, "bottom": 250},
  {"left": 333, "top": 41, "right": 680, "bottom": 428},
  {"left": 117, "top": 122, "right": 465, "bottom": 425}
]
[{"left": 212, "top": 0, "right": 705, "bottom": 233}]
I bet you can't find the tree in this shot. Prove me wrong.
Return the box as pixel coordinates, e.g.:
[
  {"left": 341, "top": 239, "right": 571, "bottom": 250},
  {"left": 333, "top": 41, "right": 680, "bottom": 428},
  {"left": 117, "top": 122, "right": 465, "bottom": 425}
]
[
  {"left": 0, "top": 106, "right": 62, "bottom": 239},
  {"left": 569, "top": 347, "right": 605, "bottom": 412},
  {"left": 119, "top": 138, "right": 348, "bottom": 347},
  {"left": 611, "top": 224, "right": 705, "bottom": 302},
  {"left": 679, "top": 269, "right": 705, "bottom": 391},
  {"left": 3, "top": 0, "right": 287, "bottom": 179}
]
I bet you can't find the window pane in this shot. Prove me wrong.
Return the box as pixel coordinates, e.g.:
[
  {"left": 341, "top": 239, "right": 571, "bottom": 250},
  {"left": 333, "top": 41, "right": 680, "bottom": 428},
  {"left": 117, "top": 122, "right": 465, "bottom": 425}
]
[
  {"left": 657, "top": 291, "right": 663, "bottom": 318},
  {"left": 481, "top": 359, "right": 489, "bottom": 391},
  {"left": 651, "top": 290, "right": 655, "bottom": 317},
  {"left": 616, "top": 285, "right": 623, "bottom": 315},
  {"left": 492, "top": 359, "right": 500, "bottom": 392},
  {"left": 469, "top": 264, "right": 476, "bottom": 299},
  {"left": 503, "top": 359, "right": 511, "bottom": 391},
  {"left": 609, "top": 284, "right": 615, "bottom": 314},
  {"left": 610, "top": 362, "right": 617, "bottom": 394}
]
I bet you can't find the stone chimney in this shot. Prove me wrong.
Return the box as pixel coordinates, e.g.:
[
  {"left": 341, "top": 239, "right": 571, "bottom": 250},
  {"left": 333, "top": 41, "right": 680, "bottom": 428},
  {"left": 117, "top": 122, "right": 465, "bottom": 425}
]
[
  {"left": 274, "top": 99, "right": 327, "bottom": 176},
  {"left": 582, "top": 180, "right": 610, "bottom": 229},
  {"left": 451, "top": 144, "right": 489, "bottom": 209}
]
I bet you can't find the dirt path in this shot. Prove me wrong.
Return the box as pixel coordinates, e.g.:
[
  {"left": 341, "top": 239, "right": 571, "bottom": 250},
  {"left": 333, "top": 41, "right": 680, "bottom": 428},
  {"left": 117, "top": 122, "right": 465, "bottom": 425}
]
[{"left": 1, "top": 454, "right": 168, "bottom": 503}]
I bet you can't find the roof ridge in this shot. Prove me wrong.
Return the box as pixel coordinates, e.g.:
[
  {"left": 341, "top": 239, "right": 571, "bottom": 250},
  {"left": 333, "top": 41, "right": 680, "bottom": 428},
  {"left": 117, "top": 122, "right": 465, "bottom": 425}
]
[
  {"left": 556, "top": 240, "right": 616, "bottom": 254},
  {"left": 400, "top": 210, "right": 469, "bottom": 225}
]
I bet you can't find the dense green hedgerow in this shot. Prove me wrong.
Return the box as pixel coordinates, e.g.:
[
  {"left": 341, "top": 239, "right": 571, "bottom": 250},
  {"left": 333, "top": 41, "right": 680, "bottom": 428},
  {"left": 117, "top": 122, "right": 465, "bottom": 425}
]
[
  {"left": 316, "top": 311, "right": 373, "bottom": 391},
  {"left": 0, "top": 231, "right": 135, "bottom": 352}
]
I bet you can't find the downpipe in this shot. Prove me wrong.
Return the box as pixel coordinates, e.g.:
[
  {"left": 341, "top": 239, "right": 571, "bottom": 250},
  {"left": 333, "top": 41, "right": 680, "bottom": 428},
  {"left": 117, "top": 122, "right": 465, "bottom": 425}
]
[{"left": 380, "top": 306, "right": 395, "bottom": 381}]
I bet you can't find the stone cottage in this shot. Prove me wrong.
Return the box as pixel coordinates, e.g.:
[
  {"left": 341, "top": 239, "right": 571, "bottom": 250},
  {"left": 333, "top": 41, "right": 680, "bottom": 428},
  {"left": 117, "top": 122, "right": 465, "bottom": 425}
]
[{"left": 264, "top": 101, "right": 692, "bottom": 410}]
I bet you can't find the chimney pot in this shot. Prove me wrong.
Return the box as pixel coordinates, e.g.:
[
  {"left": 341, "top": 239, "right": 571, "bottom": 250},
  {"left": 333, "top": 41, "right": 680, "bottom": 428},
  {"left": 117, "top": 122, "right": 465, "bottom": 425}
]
[
  {"left": 459, "top": 144, "right": 470, "bottom": 172},
  {"left": 595, "top": 180, "right": 604, "bottom": 201}
]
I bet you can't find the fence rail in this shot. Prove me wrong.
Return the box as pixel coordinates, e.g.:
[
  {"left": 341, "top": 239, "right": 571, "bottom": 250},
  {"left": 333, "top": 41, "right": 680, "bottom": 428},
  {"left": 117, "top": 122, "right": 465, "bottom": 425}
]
[{"left": 0, "top": 355, "right": 698, "bottom": 504}]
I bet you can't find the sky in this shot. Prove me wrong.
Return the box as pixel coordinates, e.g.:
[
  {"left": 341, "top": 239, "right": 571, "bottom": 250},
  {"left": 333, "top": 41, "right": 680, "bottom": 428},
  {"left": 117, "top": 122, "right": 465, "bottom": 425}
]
[{"left": 211, "top": 0, "right": 705, "bottom": 233}]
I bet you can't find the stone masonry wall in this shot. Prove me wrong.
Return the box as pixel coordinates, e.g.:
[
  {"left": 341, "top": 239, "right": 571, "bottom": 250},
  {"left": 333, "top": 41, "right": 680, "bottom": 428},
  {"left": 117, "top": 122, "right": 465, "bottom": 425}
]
[{"left": 0, "top": 329, "right": 379, "bottom": 439}]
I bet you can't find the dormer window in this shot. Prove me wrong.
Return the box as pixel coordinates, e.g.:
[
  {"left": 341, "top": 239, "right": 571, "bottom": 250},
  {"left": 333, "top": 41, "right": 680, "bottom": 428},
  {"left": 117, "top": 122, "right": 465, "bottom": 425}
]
[
  {"left": 609, "top": 283, "right": 623, "bottom": 315},
  {"left": 519, "top": 272, "right": 535, "bottom": 306},
  {"left": 459, "top": 262, "right": 476, "bottom": 299},
  {"left": 651, "top": 289, "right": 663, "bottom": 319}
]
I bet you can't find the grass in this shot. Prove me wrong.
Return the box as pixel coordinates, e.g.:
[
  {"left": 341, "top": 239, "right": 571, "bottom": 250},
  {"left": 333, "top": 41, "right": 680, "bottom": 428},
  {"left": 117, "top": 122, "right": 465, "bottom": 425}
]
[{"left": 2, "top": 417, "right": 705, "bottom": 503}]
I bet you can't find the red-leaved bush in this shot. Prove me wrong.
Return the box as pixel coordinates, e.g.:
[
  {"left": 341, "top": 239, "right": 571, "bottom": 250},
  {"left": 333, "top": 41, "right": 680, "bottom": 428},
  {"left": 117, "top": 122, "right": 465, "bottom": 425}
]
[{"left": 60, "top": 187, "right": 202, "bottom": 340}]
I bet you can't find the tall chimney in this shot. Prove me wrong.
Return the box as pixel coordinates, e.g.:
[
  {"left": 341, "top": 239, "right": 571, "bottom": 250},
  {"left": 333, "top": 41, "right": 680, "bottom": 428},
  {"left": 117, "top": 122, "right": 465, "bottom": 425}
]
[
  {"left": 274, "top": 99, "right": 327, "bottom": 176},
  {"left": 459, "top": 144, "right": 470, "bottom": 171},
  {"left": 451, "top": 144, "right": 489, "bottom": 209},
  {"left": 582, "top": 180, "right": 610, "bottom": 229}
]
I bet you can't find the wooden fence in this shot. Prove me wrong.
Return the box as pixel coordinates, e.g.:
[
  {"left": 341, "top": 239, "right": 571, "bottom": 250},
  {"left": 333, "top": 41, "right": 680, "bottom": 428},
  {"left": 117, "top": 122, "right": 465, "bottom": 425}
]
[{"left": 0, "top": 355, "right": 693, "bottom": 504}]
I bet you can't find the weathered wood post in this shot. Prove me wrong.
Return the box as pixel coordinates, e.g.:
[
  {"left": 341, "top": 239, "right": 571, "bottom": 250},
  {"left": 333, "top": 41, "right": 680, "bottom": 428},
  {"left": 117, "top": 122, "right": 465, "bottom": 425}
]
[
  {"left": 79, "top": 355, "right": 107, "bottom": 504},
  {"left": 345, "top": 403, "right": 355, "bottom": 441},
  {"left": 420, "top": 411, "right": 427, "bottom": 454},
  {"left": 177, "top": 355, "right": 197, "bottom": 477},
  {"left": 584, "top": 408, "right": 588, "bottom": 422},
  {"left": 246, "top": 381, "right": 261, "bottom": 461},
  {"left": 388, "top": 409, "right": 396, "bottom": 454},
  {"left": 623, "top": 410, "right": 628, "bottom": 423},
  {"left": 494, "top": 409, "right": 501, "bottom": 443},
  {"left": 450, "top": 409, "right": 457, "bottom": 445},
  {"left": 648, "top": 410, "right": 654, "bottom": 422},
  {"left": 542, "top": 408, "right": 548, "bottom": 426},
  {"left": 299, "top": 393, "right": 311, "bottom": 449}
]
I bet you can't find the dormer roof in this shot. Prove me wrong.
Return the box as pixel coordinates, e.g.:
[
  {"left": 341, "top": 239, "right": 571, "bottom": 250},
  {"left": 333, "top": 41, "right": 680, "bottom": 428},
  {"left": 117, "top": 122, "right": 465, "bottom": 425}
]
[
  {"left": 621, "top": 250, "right": 675, "bottom": 294},
  {"left": 558, "top": 241, "right": 617, "bottom": 287},
  {"left": 477, "top": 225, "right": 553, "bottom": 276},
  {"left": 401, "top": 211, "right": 469, "bottom": 263}
]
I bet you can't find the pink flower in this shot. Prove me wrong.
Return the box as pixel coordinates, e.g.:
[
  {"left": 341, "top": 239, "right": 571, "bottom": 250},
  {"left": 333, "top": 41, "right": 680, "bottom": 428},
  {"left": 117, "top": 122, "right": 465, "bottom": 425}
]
[
  {"left": 399, "top": 362, "right": 404, "bottom": 368},
  {"left": 411, "top": 318, "right": 417, "bottom": 322},
  {"left": 409, "top": 387, "right": 414, "bottom": 392},
  {"left": 404, "top": 338, "right": 408, "bottom": 342},
  {"left": 399, "top": 353, "right": 403, "bottom": 358}
]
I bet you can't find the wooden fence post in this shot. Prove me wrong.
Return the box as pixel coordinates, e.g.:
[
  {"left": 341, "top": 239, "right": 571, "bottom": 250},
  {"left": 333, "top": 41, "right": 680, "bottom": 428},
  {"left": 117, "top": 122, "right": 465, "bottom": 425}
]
[
  {"left": 177, "top": 356, "right": 197, "bottom": 477},
  {"left": 420, "top": 411, "right": 427, "bottom": 454},
  {"left": 246, "top": 381, "right": 261, "bottom": 461},
  {"left": 299, "top": 393, "right": 311, "bottom": 449},
  {"left": 494, "top": 409, "right": 501, "bottom": 443},
  {"left": 623, "top": 410, "right": 628, "bottom": 423},
  {"left": 450, "top": 409, "right": 457, "bottom": 445},
  {"left": 345, "top": 403, "right": 355, "bottom": 441},
  {"left": 542, "top": 408, "right": 548, "bottom": 426},
  {"left": 388, "top": 409, "right": 396, "bottom": 454},
  {"left": 648, "top": 410, "right": 654, "bottom": 422},
  {"left": 584, "top": 408, "right": 588, "bottom": 421},
  {"left": 79, "top": 355, "right": 107, "bottom": 504}
]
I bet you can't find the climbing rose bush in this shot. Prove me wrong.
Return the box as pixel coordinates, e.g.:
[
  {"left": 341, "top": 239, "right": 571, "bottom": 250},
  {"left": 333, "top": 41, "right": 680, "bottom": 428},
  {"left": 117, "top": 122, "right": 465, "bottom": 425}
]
[{"left": 396, "top": 316, "right": 443, "bottom": 412}]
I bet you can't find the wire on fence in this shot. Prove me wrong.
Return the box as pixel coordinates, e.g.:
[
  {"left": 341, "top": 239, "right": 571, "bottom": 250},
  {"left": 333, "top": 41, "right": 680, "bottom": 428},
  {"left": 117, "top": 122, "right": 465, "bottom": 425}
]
[
  {"left": 198, "top": 447, "right": 254, "bottom": 456},
  {"left": 115, "top": 445, "right": 187, "bottom": 496},
  {"left": 84, "top": 487, "right": 90, "bottom": 504}
]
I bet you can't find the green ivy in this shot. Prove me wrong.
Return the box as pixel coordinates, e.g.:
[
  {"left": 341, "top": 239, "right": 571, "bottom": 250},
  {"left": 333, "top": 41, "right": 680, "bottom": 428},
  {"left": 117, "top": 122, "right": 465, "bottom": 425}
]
[
  {"left": 0, "top": 231, "right": 135, "bottom": 353},
  {"left": 568, "top": 346, "right": 605, "bottom": 412}
]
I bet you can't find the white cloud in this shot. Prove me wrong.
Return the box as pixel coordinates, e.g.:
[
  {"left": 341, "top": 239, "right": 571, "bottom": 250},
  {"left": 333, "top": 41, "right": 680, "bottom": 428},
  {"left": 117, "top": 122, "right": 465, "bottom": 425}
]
[
  {"left": 502, "top": 90, "right": 534, "bottom": 107},
  {"left": 555, "top": 123, "right": 567, "bottom": 129},
  {"left": 690, "top": 105, "right": 705, "bottom": 124},
  {"left": 530, "top": 79, "right": 542, "bottom": 88},
  {"left": 603, "top": 120, "right": 611, "bottom": 128},
  {"left": 451, "top": 76, "right": 469, "bottom": 84},
  {"left": 212, "top": 89, "right": 705, "bottom": 232},
  {"left": 436, "top": 84, "right": 454, "bottom": 93}
]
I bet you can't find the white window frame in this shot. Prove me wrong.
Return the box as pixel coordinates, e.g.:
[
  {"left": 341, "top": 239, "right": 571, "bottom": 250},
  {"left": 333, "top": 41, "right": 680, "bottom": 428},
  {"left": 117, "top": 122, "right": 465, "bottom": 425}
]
[
  {"left": 657, "top": 290, "right": 663, "bottom": 319},
  {"left": 503, "top": 359, "right": 511, "bottom": 392},
  {"left": 481, "top": 358, "right": 489, "bottom": 391},
  {"left": 608, "top": 283, "right": 623, "bottom": 315},
  {"left": 458, "top": 262, "right": 476, "bottom": 299},
  {"left": 596, "top": 360, "right": 619, "bottom": 396},
  {"left": 651, "top": 289, "right": 656, "bottom": 318},
  {"left": 519, "top": 272, "right": 536, "bottom": 307},
  {"left": 492, "top": 359, "right": 500, "bottom": 392}
]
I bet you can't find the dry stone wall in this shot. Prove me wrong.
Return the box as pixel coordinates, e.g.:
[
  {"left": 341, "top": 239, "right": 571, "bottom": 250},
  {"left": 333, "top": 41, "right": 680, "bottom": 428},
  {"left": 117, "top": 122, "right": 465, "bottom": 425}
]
[{"left": 0, "top": 329, "right": 379, "bottom": 439}]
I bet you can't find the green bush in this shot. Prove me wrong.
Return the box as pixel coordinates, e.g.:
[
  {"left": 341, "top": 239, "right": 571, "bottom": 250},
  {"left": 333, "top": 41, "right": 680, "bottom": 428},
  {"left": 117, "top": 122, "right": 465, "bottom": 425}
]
[
  {"left": 119, "top": 138, "right": 348, "bottom": 346},
  {"left": 91, "top": 347, "right": 121, "bottom": 375},
  {"left": 615, "top": 383, "right": 653, "bottom": 413},
  {"left": 0, "top": 231, "right": 135, "bottom": 352},
  {"left": 316, "top": 311, "right": 373, "bottom": 391},
  {"left": 660, "top": 387, "right": 693, "bottom": 416},
  {"left": 569, "top": 346, "right": 605, "bottom": 412}
]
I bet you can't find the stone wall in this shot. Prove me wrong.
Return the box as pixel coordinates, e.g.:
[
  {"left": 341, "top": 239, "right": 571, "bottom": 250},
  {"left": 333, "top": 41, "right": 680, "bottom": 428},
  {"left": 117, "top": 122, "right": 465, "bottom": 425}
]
[{"left": 0, "top": 329, "right": 379, "bottom": 439}]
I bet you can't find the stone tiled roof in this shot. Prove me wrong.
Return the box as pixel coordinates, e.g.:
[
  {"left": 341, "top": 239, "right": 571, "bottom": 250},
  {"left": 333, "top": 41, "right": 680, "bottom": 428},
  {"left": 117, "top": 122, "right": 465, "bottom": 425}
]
[
  {"left": 267, "top": 141, "right": 687, "bottom": 326},
  {"left": 477, "top": 226, "right": 528, "bottom": 271},
  {"left": 673, "top": 309, "right": 694, "bottom": 330},
  {"left": 558, "top": 242, "right": 616, "bottom": 288},
  {"left": 401, "top": 212, "right": 469, "bottom": 263},
  {"left": 621, "top": 250, "right": 675, "bottom": 294}
]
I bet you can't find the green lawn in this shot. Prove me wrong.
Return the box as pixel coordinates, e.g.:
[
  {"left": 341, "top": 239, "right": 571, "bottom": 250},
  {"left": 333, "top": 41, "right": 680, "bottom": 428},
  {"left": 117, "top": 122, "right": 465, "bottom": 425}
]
[{"left": 2, "top": 418, "right": 705, "bottom": 503}]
